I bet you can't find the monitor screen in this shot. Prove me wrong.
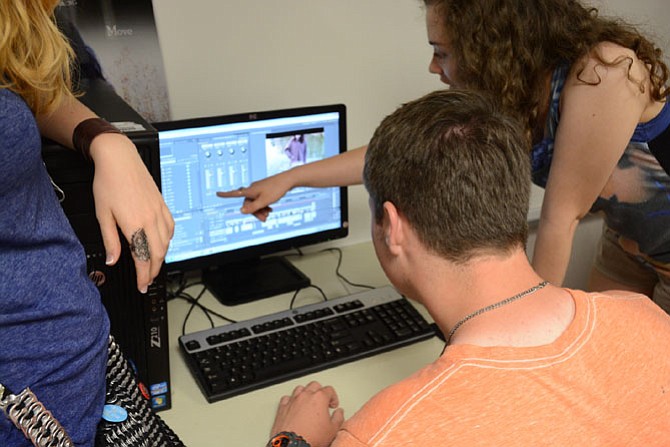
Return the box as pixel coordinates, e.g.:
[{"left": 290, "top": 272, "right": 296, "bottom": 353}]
[{"left": 154, "top": 104, "right": 348, "bottom": 304}]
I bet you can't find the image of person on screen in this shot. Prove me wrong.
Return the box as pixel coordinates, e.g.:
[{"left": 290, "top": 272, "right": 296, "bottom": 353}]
[
  {"left": 264, "top": 89, "right": 670, "bottom": 447},
  {"left": 218, "top": 0, "right": 670, "bottom": 316},
  {"left": 284, "top": 134, "right": 307, "bottom": 165}
]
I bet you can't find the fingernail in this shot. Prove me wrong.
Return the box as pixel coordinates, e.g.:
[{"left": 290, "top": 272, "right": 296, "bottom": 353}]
[
  {"left": 140, "top": 286, "right": 148, "bottom": 294},
  {"left": 106, "top": 254, "right": 114, "bottom": 265}
]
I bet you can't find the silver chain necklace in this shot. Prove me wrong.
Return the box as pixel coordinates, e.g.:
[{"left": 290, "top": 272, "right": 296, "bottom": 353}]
[{"left": 446, "top": 280, "right": 549, "bottom": 345}]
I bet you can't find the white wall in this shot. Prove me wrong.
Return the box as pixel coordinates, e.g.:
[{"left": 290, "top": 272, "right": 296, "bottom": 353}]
[
  {"left": 593, "top": 0, "right": 670, "bottom": 50},
  {"left": 151, "top": 0, "right": 670, "bottom": 288}
]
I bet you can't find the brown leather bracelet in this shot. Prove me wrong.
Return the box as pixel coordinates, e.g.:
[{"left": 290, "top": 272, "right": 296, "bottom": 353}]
[{"left": 72, "top": 117, "right": 123, "bottom": 160}]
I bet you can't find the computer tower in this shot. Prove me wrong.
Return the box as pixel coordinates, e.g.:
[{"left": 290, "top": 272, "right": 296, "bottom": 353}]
[{"left": 41, "top": 79, "right": 172, "bottom": 411}]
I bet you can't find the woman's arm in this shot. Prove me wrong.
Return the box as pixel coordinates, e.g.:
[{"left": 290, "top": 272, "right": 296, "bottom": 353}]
[
  {"left": 217, "top": 145, "right": 367, "bottom": 221},
  {"left": 36, "top": 96, "right": 174, "bottom": 293},
  {"left": 532, "top": 43, "right": 653, "bottom": 285}
]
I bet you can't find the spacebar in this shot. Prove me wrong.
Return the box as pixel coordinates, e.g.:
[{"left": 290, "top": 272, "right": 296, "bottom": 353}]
[{"left": 255, "top": 356, "right": 314, "bottom": 381}]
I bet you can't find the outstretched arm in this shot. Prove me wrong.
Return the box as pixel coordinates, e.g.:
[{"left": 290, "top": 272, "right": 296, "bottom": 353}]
[
  {"left": 37, "top": 95, "right": 174, "bottom": 293},
  {"left": 217, "top": 146, "right": 367, "bottom": 221}
]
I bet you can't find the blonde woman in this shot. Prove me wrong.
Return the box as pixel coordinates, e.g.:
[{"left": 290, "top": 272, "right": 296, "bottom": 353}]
[{"left": 0, "top": 1, "right": 173, "bottom": 445}]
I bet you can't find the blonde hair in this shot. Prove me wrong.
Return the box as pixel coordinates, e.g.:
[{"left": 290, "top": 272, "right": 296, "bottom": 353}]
[{"left": 0, "top": 0, "right": 74, "bottom": 115}]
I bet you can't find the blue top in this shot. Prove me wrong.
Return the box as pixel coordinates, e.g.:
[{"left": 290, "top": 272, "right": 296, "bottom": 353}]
[
  {"left": 531, "top": 66, "right": 670, "bottom": 264},
  {"left": 0, "top": 89, "right": 109, "bottom": 446}
]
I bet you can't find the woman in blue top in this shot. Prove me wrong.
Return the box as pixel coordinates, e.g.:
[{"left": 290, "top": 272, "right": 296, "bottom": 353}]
[
  {"left": 0, "top": 1, "right": 174, "bottom": 445},
  {"left": 222, "top": 0, "right": 670, "bottom": 314}
]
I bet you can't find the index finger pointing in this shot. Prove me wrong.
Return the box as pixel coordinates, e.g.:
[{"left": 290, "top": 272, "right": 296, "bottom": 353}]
[{"left": 216, "top": 188, "right": 248, "bottom": 198}]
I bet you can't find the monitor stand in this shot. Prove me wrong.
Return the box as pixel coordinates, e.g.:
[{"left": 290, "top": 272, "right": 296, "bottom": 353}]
[{"left": 202, "top": 256, "right": 311, "bottom": 306}]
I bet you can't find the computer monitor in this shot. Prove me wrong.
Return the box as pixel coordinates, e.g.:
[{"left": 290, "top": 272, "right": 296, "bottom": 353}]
[{"left": 154, "top": 104, "right": 348, "bottom": 305}]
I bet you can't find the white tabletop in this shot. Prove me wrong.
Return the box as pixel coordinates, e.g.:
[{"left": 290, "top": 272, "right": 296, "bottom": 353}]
[{"left": 160, "top": 242, "right": 443, "bottom": 446}]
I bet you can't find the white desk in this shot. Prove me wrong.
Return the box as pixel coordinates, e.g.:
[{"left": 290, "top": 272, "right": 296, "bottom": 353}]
[{"left": 160, "top": 242, "right": 444, "bottom": 446}]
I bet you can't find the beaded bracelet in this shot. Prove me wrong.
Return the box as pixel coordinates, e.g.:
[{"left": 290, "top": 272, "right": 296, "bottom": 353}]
[
  {"left": 72, "top": 117, "right": 123, "bottom": 160},
  {"left": 266, "top": 431, "right": 311, "bottom": 447}
]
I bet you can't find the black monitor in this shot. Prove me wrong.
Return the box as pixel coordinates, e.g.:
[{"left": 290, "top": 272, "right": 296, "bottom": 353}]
[{"left": 154, "top": 104, "right": 348, "bottom": 305}]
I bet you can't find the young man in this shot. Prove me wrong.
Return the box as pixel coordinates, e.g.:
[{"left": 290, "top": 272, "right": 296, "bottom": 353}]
[{"left": 265, "top": 89, "right": 670, "bottom": 446}]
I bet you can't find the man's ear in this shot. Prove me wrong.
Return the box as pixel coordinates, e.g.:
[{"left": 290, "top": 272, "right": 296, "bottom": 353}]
[{"left": 382, "top": 201, "right": 404, "bottom": 255}]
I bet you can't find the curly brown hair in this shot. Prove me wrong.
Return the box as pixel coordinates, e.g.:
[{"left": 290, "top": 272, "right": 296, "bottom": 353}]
[{"left": 423, "top": 0, "right": 669, "bottom": 140}]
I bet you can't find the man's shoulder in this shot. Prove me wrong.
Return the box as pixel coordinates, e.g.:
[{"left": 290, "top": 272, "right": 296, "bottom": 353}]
[
  {"left": 578, "top": 288, "right": 662, "bottom": 308},
  {"left": 571, "top": 288, "right": 670, "bottom": 337}
]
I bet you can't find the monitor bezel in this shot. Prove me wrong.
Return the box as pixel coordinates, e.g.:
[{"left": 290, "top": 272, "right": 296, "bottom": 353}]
[{"left": 154, "top": 103, "right": 349, "bottom": 275}]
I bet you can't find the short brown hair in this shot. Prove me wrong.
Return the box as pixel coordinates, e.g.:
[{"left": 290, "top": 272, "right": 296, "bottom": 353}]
[{"left": 363, "top": 89, "right": 531, "bottom": 263}]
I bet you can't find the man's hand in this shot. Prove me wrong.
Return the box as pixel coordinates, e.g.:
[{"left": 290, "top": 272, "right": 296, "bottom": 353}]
[{"left": 270, "top": 381, "right": 345, "bottom": 447}]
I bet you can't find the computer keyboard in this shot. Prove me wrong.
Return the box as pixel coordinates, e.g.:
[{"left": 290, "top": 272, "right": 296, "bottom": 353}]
[{"left": 179, "top": 286, "right": 436, "bottom": 403}]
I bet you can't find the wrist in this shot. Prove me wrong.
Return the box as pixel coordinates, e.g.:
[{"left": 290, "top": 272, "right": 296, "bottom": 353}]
[
  {"left": 267, "top": 432, "right": 311, "bottom": 447},
  {"left": 72, "top": 117, "right": 123, "bottom": 160},
  {"left": 277, "top": 166, "right": 301, "bottom": 191},
  {"left": 287, "top": 162, "right": 316, "bottom": 189}
]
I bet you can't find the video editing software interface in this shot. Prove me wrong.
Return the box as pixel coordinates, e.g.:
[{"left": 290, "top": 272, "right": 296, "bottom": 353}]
[{"left": 157, "top": 106, "right": 346, "bottom": 272}]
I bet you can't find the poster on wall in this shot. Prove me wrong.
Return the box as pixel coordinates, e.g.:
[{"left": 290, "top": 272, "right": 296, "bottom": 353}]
[{"left": 56, "top": 0, "right": 170, "bottom": 122}]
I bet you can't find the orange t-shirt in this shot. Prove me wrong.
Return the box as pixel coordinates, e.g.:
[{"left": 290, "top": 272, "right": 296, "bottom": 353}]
[{"left": 334, "top": 290, "right": 670, "bottom": 446}]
